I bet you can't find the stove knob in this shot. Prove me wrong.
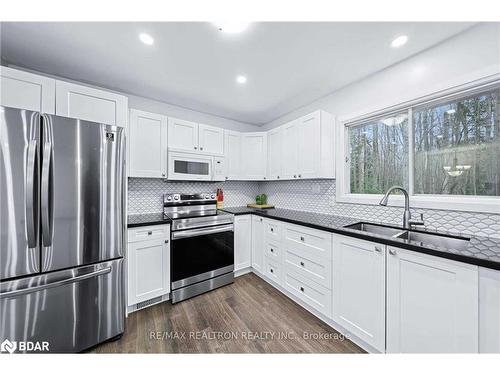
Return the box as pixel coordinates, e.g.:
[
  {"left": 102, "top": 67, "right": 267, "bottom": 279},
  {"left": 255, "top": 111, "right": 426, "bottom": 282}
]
[
  {"left": 205, "top": 194, "right": 210, "bottom": 199},
  {"left": 166, "top": 196, "right": 172, "bottom": 201},
  {"left": 210, "top": 194, "right": 215, "bottom": 199},
  {"left": 174, "top": 195, "right": 179, "bottom": 201}
]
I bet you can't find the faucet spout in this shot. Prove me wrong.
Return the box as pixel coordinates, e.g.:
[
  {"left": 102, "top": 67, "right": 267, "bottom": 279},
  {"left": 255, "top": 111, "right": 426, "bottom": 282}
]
[{"left": 379, "top": 186, "right": 411, "bottom": 228}]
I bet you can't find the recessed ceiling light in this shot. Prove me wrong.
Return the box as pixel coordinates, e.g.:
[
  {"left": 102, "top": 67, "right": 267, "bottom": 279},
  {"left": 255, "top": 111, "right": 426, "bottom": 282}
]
[
  {"left": 214, "top": 22, "right": 250, "bottom": 34},
  {"left": 236, "top": 75, "right": 247, "bottom": 84},
  {"left": 139, "top": 33, "right": 154, "bottom": 45},
  {"left": 391, "top": 35, "right": 408, "bottom": 48}
]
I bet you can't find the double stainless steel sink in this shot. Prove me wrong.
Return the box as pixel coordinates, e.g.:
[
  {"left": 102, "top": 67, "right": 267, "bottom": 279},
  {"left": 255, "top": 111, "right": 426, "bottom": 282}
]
[{"left": 344, "top": 222, "right": 470, "bottom": 251}]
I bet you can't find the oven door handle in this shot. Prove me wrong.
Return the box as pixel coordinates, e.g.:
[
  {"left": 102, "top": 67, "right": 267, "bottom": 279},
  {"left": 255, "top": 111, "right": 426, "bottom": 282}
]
[{"left": 172, "top": 224, "right": 234, "bottom": 240}]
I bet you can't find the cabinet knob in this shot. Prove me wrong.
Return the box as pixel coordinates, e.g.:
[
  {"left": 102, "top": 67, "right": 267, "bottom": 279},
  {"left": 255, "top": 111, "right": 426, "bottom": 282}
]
[
  {"left": 270, "top": 248, "right": 274, "bottom": 253},
  {"left": 300, "top": 261, "right": 305, "bottom": 267},
  {"left": 374, "top": 246, "right": 382, "bottom": 253},
  {"left": 389, "top": 249, "right": 397, "bottom": 256},
  {"left": 270, "top": 228, "right": 274, "bottom": 232},
  {"left": 277, "top": 176, "right": 280, "bottom": 179},
  {"left": 260, "top": 218, "right": 263, "bottom": 222},
  {"left": 298, "top": 174, "right": 302, "bottom": 178},
  {"left": 270, "top": 269, "right": 274, "bottom": 273},
  {"left": 294, "top": 175, "right": 297, "bottom": 178},
  {"left": 147, "top": 231, "right": 152, "bottom": 235},
  {"left": 263, "top": 177, "right": 266, "bottom": 180},
  {"left": 200, "top": 147, "right": 203, "bottom": 150},
  {"left": 164, "top": 240, "right": 169, "bottom": 244},
  {"left": 162, "top": 173, "right": 165, "bottom": 177},
  {"left": 225, "top": 176, "right": 229, "bottom": 180},
  {"left": 300, "top": 287, "right": 304, "bottom": 292},
  {"left": 194, "top": 146, "right": 197, "bottom": 150},
  {"left": 300, "top": 236, "right": 305, "bottom": 241}
]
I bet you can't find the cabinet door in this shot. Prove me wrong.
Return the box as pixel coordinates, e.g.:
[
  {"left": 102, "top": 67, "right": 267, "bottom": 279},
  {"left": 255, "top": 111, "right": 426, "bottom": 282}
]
[
  {"left": 281, "top": 120, "right": 299, "bottom": 179},
  {"left": 0, "top": 66, "right": 55, "bottom": 114},
  {"left": 387, "top": 247, "right": 478, "bottom": 353},
  {"left": 267, "top": 127, "right": 282, "bottom": 180},
  {"left": 198, "top": 123, "right": 224, "bottom": 155},
  {"left": 167, "top": 117, "right": 199, "bottom": 152},
  {"left": 129, "top": 109, "right": 168, "bottom": 178},
  {"left": 332, "top": 235, "right": 386, "bottom": 352},
  {"left": 224, "top": 130, "right": 241, "bottom": 180},
  {"left": 242, "top": 132, "right": 268, "bottom": 180},
  {"left": 234, "top": 215, "right": 252, "bottom": 271},
  {"left": 479, "top": 267, "right": 500, "bottom": 353},
  {"left": 251, "top": 215, "right": 264, "bottom": 272},
  {"left": 55, "top": 80, "right": 128, "bottom": 126},
  {"left": 297, "top": 112, "right": 320, "bottom": 179},
  {"left": 127, "top": 235, "right": 170, "bottom": 306}
]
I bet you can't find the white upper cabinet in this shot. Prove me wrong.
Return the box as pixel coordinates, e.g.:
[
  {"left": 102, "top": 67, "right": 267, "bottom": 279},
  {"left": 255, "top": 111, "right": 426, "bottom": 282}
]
[
  {"left": 242, "top": 132, "right": 268, "bottom": 180},
  {"left": 386, "top": 247, "right": 478, "bottom": 353},
  {"left": 297, "top": 112, "right": 321, "bottom": 179},
  {"left": 332, "top": 235, "right": 386, "bottom": 352},
  {"left": 129, "top": 109, "right": 168, "bottom": 178},
  {"left": 0, "top": 66, "right": 55, "bottom": 114},
  {"left": 224, "top": 130, "right": 242, "bottom": 180},
  {"left": 167, "top": 117, "right": 199, "bottom": 152},
  {"left": 270, "top": 110, "right": 335, "bottom": 180},
  {"left": 198, "top": 123, "right": 224, "bottom": 155},
  {"left": 267, "top": 127, "right": 283, "bottom": 180},
  {"left": 55, "top": 80, "right": 128, "bottom": 127},
  {"left": 281, "top": 120, "right": 299, "bottom": 179}
]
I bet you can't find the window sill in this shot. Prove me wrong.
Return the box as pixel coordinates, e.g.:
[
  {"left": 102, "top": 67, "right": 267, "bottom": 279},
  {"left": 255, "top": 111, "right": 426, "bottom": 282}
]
[{"left": 335, "top": 193, "right": 500, "bottom": 214}]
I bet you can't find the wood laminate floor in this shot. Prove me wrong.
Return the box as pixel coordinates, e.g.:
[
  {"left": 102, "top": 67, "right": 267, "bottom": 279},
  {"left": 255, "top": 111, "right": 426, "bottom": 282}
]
[{"left": 91, "top": 273, "right": 365, "bottom": 353}]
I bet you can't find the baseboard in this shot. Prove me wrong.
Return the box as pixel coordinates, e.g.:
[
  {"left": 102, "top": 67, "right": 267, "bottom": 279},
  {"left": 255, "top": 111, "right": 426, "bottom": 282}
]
[
  {"left": 235, "top": 267, "right": 252, "bottom": 278},
  {"left": 127, "top": 293, "right": 170, "bottom": 315}
]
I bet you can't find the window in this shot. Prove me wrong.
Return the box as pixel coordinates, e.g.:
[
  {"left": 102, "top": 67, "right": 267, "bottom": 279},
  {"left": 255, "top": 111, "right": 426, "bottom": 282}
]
[
  {"left": 349, "top": 113, "right": 408, "bottom": 194},
  {"left": 342, "top": 83, "right": 500, "bottom": 211},
  {"left": 413, "top": 89, "right": 499, "bottom": 196}
]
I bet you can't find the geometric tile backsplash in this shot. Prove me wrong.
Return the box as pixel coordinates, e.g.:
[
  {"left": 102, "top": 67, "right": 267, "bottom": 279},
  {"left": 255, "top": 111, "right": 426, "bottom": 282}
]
[{"left": 128, "top": 178, "right": 500, "bottom": 239}]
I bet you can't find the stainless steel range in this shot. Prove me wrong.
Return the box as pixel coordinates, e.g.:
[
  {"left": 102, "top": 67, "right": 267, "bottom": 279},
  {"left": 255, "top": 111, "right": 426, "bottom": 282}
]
[{"left": 164, "top": 193, "right": 234, "bottom": 303}]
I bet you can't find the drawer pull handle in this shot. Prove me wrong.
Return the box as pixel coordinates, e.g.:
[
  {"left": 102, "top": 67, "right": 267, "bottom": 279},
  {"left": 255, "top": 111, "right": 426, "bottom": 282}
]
[
  {"left": 147, "top": 231, "right": 153, "bottom": 235},
  {"left": 271, "top": 228, "right": 273, "bottom": 232},
  {"left": 374, "top": 246, "right": 382, "bottom": 253},
  {"left": 270, "top": 269, "right": 274, "bottom": 273},
  {"left": 300, "top": 287, "right": 304, "bottom": 292},
  {"left": 389, "top": 249, "right": 397, "bottom": 256},
  {"left": 300, "top": 261, "right": 305, "bottom": 267},
  {"left": 270, "top": 248, "right": 274, "bottom": 253},
  {"left": 164, "top": 240, "right": 169, "bottom": 244},
  {"left": 300, "top": 236, "right": 305, "bottom": 241}
]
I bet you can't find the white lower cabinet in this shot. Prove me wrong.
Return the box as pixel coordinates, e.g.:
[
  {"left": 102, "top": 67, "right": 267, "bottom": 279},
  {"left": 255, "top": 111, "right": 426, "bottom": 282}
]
[
  {"left": 332, "top": 235, "right": 386, "bottom": 352},
  {"left": 127, "top": 225, "right": 170, "bottom": 307},
  {"left": 479, "top": 267, "right": 500, "bottom": 353},
  {"left": 386, "top": 246, "right": 478, "bottom": 353},
  {"left": 234, "top": 215, "right": 252, "bottom": 272},
  {"left": 251, "top": 215, "right": 265, "bottom": 273}
]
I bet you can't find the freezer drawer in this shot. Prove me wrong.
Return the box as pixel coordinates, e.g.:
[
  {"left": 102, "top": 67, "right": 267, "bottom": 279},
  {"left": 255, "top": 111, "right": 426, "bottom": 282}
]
[{"left": 0, "top": 258, "right": 124, "bottom": 353}]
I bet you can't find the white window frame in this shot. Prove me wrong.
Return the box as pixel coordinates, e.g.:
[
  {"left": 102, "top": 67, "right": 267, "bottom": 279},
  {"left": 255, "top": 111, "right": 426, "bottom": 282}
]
[{"left": 336, "top": 76, "right": 500, "bottom": 214}]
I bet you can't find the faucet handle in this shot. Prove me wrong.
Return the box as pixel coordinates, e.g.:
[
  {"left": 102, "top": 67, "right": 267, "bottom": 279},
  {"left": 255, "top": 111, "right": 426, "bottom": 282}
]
[{"left": 410, "top": 213, "right": 425, "bottom": 227}]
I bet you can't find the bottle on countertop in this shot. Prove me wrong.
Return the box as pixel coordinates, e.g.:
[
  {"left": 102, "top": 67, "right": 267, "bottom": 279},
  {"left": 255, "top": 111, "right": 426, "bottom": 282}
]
[{"left": 216, "top": 188, "right": 224, "bottom": 209}]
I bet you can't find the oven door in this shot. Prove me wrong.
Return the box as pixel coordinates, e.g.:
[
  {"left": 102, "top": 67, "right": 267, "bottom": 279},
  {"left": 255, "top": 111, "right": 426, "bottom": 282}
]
[
  {"left": 170, "top": 224, "right": 234, "bottom": 290},
  {"left": 167, "top": 152, "right": 213, "bottom": 181}
]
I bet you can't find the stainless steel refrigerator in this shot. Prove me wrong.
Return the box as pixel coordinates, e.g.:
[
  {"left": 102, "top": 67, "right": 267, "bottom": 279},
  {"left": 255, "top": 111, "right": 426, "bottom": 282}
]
[{"left": 0, "top": 106, "right": 125, "bottom": 353}]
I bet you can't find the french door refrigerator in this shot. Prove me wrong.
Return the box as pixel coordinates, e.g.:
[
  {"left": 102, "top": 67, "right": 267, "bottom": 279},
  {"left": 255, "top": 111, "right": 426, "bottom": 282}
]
[{"left": 0, "top": 106, "right": 125, "bottom": 353}]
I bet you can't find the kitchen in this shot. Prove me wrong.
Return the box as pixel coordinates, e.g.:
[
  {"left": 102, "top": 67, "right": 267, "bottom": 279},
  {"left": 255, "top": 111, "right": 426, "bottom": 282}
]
[{"left": 1, "top": 7, "right": 500, "bottom": 369}]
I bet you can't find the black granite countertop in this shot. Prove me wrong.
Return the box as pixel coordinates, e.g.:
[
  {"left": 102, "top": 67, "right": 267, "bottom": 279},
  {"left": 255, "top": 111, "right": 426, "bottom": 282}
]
[
  {"left": 128, "top": 213, "right": 171, "bottom": 228},
  {"left": 222, "top": 207, "right": 500, "bottom": 271}
]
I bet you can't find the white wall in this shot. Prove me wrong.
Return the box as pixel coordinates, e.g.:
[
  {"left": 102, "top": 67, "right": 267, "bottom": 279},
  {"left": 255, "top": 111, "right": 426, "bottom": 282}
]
[
  {"left": 127, "top": 94, "right": 256, "bottom": 132},
  {"left": 263, "top": 22, "right": 500, "bottom": 130}
]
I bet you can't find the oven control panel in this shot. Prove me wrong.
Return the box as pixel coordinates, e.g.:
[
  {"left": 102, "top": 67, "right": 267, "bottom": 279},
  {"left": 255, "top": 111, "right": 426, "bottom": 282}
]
[{"left": 163, "top": 193, "right": 216, "bottom": 205}]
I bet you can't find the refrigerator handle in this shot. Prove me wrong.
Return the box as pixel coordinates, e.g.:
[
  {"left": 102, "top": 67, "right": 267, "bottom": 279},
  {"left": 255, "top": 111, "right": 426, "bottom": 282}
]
[
  {"left": 0, "top": 266, "right": 111, "bottom": 299},
  {"left": 25, "top": 139, "right": 38, "bottom": 248},
  {"left": 41, "top": 140, "right": 53, "bottom": 246}
]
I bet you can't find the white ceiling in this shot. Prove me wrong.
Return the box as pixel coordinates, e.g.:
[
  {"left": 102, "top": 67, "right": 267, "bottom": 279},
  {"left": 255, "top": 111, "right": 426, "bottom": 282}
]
[{"left": 0, "top": 22, "right": 475, "bottom": 125}]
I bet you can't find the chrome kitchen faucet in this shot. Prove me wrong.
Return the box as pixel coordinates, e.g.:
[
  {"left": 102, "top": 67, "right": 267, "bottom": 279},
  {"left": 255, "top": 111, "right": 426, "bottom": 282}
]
[{"left": 379, "top": 186, "right": 425, "bottom": 229}]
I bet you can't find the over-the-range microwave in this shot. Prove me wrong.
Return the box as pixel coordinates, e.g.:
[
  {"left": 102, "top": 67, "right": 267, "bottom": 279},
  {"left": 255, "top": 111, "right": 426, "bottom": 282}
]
[{"left": 167, "top": 151, "right": 225, "bottom": 181}]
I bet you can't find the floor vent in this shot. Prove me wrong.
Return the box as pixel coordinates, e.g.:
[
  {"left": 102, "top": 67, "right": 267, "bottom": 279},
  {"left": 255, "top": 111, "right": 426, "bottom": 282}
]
[{"left": 136, "top": 296, "right": 162, "bottom": 310}]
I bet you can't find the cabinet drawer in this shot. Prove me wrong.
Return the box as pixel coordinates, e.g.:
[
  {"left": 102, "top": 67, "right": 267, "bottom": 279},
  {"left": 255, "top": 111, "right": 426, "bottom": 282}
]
[
  {"left": 284, "top": 249, "right": 332, "bottom": 289},
  {"left": 284, "top": 268, "right": 332, "bottom": 318},
  {"left": 264, "top": 258, "right": 282, "bottom": 286},
  {"left": 264, "top": 241, "right": 281, "bottom": 261},
  {"left": 283, "top": 224, "right": 332, "bottom": 260},
  {"left": 128, "top": 225, "right": 170, "bottom": 243},
  {"left": 264, "top": 219, "right": 282, "bottom": 241}
]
